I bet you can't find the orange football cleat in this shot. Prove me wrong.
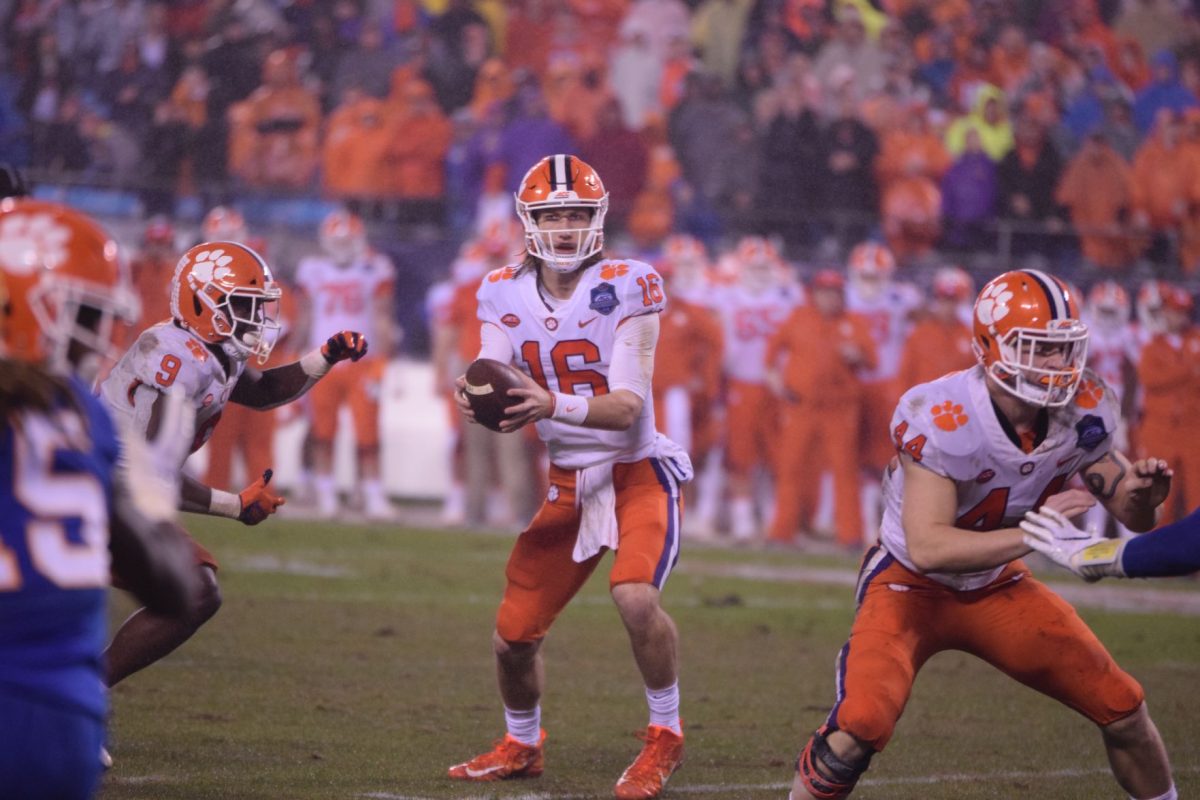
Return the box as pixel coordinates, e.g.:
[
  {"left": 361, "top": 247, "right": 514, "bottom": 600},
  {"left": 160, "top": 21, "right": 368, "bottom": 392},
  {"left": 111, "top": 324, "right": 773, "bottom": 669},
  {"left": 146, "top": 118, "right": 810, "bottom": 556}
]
[
  {"left": 447, "top": 730, "right": 546, "bottom": 782},
  {"left": 613, "top": 724, "right": 684, "bottom": 799}
]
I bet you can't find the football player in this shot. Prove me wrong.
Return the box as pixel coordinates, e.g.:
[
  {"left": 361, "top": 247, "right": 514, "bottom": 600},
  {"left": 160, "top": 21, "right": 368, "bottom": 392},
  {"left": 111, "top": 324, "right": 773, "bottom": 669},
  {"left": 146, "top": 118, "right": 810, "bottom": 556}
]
[
  {"left": 714, "top": 236, "right": 800, "bottom": 541},
  {"left": 791, "top": 270, "right": 1177, "bottom": 800},
  {"left": 98, "top": 241, "right": 368, "bottom": 694},
  {"left": 0, "top": 198, "right": 197, "bottom": 799},
  {"left": 294, "top": 210, "right": 398, "bottom": 519},
  {"left": 448, "top": 154, "right": 689, "bottom": 799}
]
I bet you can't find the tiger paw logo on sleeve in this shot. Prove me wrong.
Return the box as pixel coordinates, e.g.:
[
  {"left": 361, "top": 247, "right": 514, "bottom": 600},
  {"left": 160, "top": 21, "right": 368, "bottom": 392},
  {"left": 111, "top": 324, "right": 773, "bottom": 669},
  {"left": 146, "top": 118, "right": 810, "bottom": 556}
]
[{"left": 931, "top": 400, "right": 969, "bottom": 432}]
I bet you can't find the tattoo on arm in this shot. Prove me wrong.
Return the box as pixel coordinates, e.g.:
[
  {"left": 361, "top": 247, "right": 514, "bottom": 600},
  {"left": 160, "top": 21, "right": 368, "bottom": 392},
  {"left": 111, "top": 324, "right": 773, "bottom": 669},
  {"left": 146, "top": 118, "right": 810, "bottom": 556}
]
[{"left": 1083, "top": 453, "right": 1124, "bottom": 501}]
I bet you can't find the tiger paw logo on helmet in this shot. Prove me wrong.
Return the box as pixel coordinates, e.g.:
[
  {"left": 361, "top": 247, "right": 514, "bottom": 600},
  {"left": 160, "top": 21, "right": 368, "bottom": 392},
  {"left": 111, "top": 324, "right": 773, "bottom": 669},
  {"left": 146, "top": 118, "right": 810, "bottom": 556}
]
[
  {"left": 0, "top": 212, "right": 71, "bottom": 276},
  {"left": 975, "top": 281, "right": 1014, "bottom": 327},
  {"left": 186, "top": 248, "right": 236, "bottom": 287}
]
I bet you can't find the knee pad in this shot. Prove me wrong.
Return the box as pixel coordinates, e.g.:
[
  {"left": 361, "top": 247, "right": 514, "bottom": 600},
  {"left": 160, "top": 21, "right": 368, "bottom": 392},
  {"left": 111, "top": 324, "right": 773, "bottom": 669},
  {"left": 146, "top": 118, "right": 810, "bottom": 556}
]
[{"left": 796, "top": 727, "right": 873, "bottom": 800}]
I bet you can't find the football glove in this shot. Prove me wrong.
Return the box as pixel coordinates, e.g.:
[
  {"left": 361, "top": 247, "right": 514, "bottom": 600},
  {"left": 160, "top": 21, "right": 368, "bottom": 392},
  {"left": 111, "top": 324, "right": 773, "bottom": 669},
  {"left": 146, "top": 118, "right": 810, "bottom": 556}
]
[
  {"left": 321, "top": 331, "right": 368, "bottom": 364},
  {"left": 1020, "top": 508, "right": 1126, "bottom": 581},
  {"left": 238, "top": 469, "right": 286, "bottom": 526}
]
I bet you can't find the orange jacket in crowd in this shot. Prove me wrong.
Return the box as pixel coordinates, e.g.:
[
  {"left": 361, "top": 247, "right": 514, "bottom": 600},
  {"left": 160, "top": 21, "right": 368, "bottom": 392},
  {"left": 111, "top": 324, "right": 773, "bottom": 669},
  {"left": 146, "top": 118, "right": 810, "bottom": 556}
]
[
  {"left": 322, "top": 96, "right": 395, "bottom": 197},
  {"left": 875, "top": 124, "right": 951, "bottom": 191},
  {"left": 881, "top": 175, "right": 942, "bottom": 262},
  {"left": 767, "top": 305, "right": 878, "bottom": 406},
  {"left": 232, "top": 52, "right": 321, "bottom": 189},
  {"left": 1056, "top": 140, "right": 1139, "bottom": 269},
  {"left": 896, "top": 315, "right": 976, "bottom": 391},
  {"left": 1130, "top": 123, "right": 1192, "bottom": 232},
  {"left": 386, "top": 80, "right": 452, "bottom": 198}
]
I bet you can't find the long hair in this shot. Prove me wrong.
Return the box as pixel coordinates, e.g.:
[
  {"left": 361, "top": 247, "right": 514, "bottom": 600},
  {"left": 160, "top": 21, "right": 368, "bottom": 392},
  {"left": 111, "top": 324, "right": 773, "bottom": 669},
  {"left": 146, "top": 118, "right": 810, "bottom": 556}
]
[{"left": 0, "top": 359, "right": 75, "bottom": 422}]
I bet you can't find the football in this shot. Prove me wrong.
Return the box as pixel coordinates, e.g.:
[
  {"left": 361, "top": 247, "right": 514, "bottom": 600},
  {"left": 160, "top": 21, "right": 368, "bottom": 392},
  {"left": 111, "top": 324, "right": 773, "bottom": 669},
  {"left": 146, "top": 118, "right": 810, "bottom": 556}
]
[{"left": 464, "top": 358, "right": 526, "bottom": 432}]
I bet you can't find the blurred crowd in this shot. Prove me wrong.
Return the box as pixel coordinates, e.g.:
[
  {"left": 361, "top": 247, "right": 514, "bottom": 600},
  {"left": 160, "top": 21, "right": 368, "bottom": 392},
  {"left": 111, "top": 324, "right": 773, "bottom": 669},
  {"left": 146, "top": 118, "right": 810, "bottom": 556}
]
[
  {"left": 6, "top": 0, "right": 1200, "bottom": 275},
  {"left": 426, "top": 221, "right": 1200, "bottom": 547}
]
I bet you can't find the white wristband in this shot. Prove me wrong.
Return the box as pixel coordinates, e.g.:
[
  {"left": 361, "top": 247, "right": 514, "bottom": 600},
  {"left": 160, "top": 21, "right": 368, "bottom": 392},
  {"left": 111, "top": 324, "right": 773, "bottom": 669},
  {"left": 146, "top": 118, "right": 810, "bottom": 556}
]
[
  {"left": 300, "top": 348, "right": 332, "bottom": 379},
  {"left": 209, "top": 489, "right": 242, "bottom": 519},
  {"left": 550, "top": 392, "right": 588, "bottom": 425}
]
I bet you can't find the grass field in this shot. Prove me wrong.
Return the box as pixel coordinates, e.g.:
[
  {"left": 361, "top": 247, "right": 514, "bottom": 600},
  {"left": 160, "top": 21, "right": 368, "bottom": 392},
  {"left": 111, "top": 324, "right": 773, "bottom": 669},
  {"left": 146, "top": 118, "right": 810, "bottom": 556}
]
[{"left": 99, "top": 516, "right": 1200, "bottom": 800}]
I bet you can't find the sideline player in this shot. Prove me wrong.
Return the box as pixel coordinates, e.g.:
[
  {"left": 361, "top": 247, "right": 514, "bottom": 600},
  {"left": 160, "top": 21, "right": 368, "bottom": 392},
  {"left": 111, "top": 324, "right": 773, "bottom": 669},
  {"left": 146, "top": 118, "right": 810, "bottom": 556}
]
[
  {"left": 98, "top": 241, "right": 368, "bottom": 691},
  {"left": 790, "top": 270, "right": 1177, "bottom": 800},
  {"left": 295, "top": 209, "right": 397, "bottom": 518},
  {"left": 448, "top": 155, "right": 690, "bottom": 799},
  {"left": 0, "top": 198, "right": 197, "bottom": 799}
]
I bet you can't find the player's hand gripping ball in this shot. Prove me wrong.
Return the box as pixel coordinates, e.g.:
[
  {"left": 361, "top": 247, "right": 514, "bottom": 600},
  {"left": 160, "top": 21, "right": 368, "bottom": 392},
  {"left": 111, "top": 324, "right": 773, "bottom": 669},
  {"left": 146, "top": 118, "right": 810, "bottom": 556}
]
[{"left": 464, "top": 358, "right": 526, "bottom": 433}]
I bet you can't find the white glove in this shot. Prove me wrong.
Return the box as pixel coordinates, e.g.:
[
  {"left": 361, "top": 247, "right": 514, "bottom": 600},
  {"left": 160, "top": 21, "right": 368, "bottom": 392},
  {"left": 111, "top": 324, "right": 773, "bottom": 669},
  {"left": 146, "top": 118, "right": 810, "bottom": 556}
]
[{"left": 1020, "top": 508, "right": 1126, "bottom": 581}]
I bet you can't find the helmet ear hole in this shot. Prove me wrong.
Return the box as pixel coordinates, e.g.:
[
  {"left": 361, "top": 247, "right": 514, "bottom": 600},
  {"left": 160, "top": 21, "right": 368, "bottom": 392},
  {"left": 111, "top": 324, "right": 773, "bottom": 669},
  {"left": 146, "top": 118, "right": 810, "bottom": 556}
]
[
  {"left": 192, "top": 295, "right": 203, "bottom": 317},
  {"left": 979, "top": 334, "right": 990, "bottom": 350}
]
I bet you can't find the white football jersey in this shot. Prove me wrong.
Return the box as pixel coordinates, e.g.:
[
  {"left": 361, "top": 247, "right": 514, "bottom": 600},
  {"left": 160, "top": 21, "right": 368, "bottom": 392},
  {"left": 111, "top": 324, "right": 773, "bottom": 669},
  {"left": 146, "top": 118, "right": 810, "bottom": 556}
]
[
  {"left": 295, "top": 252, "right": 395, "bottom": 350},
  {"left": 100, "top": 322, "right": 245, "bottom": 462},
  {"left": 476, "top": 259, "right": 664, "bottom": 470},
  {"left": 847, "top": 281, "right": 922, "bottom": 382},
  {"left": 879, "top": 366, "right": 1119, "bottom": 591},
  {"left": 715, "top": 283, "right": 800, "bottom": 384}
]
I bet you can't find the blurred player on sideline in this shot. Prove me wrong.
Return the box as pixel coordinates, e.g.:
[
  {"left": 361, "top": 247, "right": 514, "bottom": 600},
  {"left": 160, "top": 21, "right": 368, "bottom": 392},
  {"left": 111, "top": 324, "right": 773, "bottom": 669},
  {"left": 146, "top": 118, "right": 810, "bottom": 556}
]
[
  {"left": 895, "top": 266, "right": 975, "bottom": 391},
  {"left": 98, "top": 241, "right": 368, "bottom": 698},
  {"left": 791, "top": 270, "right": 1177, "bottom": 800},
  {"left": 295, "top": 210, "right": 398, "bottom": 519},
  {"left": 0, "top": 198, "right": 197, "bottom": 799},
  {"left": 845, "top": 241, "right": 921, "bottom": 542},
  {"left": 448, "top": 154, "right": 689, "bottom": 799},
  {"left": 714, "top": 236, "right": 800, "bottom": 541},
  {"left": 767, "top": 270, "right": 876, "bottom": 548}
]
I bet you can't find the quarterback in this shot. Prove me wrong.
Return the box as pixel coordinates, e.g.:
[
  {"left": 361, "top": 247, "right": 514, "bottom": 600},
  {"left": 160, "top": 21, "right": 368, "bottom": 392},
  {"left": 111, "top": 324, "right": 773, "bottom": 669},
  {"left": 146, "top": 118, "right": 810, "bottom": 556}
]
[
  {"left": 448, "top": 155, "right": 690, "bottom": 799},
  {"left": 98, "top": 241, "right": 367, "bottom": 692},
  {"left": 791, "top": 270, "right": 1177, "bottom": 800}
]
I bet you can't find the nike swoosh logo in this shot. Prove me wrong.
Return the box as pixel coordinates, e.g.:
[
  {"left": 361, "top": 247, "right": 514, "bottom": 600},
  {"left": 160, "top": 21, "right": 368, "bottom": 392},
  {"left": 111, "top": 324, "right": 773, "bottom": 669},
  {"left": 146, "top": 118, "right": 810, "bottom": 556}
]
[
  {"left": 578, "top": 317, "right": 598, "bottom": 328},
  {"left": 464, "top": 765, "right": 507, "bottom": 778}
]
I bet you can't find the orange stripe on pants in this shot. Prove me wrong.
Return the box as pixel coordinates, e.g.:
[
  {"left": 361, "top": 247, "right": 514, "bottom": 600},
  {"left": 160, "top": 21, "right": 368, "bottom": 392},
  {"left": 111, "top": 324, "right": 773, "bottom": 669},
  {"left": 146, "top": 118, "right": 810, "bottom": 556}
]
[{"left": 830, "top": 551, "right": 1144, "bottom": 752}]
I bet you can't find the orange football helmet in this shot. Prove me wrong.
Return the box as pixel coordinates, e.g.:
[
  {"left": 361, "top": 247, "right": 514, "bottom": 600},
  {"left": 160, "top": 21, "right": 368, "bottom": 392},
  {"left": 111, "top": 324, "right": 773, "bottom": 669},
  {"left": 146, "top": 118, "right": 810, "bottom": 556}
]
[
  {"left": 319, "top": 209, "right": 367, "bottom": 265},
  {"left": 735, "top": 236, "right": 782, "bottom": 292},
  {"left": 514, "top": 154, "right": 608, "bottom": 272},
  {"left": 972, "top": 269, "right": 1088, "bottom": 407},
  {"left": 170, "top": 241, "right": 281, "bottom": 364},
  {"left": 848, "top": 241, "right": 895, "bottom": 300},
  {"left": 931, "top": 266, "right": 973, "bottom": 301},
  {"left": 1086, "top": 280, "right": 1130, "bottom": 331},
  {"left": 202, "top": 205, "right": 248, "bottom": 242},
  {"left": 0, "top": 198, "right": 139, "bottom": 377}
]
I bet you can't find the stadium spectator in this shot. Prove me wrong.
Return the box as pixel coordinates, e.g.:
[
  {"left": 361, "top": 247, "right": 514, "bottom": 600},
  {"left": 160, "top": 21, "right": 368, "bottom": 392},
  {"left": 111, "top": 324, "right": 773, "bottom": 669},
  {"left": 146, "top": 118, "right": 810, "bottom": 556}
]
[
  {"left": 426, "top": 19, "right": 492, "bottom": 113},
  {"left": 1133, "top": 49, "right": 1197, "bottom": 134},
  {"left": 817, "top": 95, "right": 879, "bottom": 239},
  {"left": 579, "top": 96, "right": 649, "bottom": 230},
  {"left": 754, "top": 62, "right": 821, "bottom": 240},
  {"left": 940, "top": 128, "right": 997, "bottom": 251},
  {"left": 1136, "top": 284, "right": 1200, "bottom": 525},
  {"left": 467, "top": 57, "right": 515, "bottom": 119},
  {"left": 230, "top": 49, "right": 321, "bottom": 190},
  {"left": 385, "top": 78, "right": 452, "bottom": 209},
  {"left": 812, "top": 5, "right": 886, "bottom": 103},
  {"left": 487, "top": 83, "right": 576, "bottom": 197},
  {"left": 1115, "top": 0, "right": 1188, "bottom": 58},
  {"left": 767, "top": 269, "right": 876, "bottom": 548},
  {"left": 322, "top": 91, "right": 393, "bottom": 200},
  {"left": 875, "top": 99, "right": 950, "bottom": 192},
  {"left": 945, "top": 83, "right": 1014, "bottom": 161},
  {"left": 332, "top": 20, "right": 405, "bottom": 102},
  {"left": 609, "top": 19, "right": 665, "bottom": 130},
  {"left": 1130, "top": 108, "right": 1192, "bottom": 265},
  {"left": 690, "top": 0, "right": 755, "bottom": 90},
  {"left": 669, "top": 70, "right": 751, "bottom": 218},
  {"left": 1056, "top": 129, "right": 1138, "bottom": 271}
]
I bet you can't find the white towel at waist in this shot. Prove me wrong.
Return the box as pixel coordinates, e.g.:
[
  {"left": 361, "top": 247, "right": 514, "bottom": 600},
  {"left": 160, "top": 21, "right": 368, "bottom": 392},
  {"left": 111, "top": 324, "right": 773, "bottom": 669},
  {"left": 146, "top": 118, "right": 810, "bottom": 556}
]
[
  {"left": 571, "top": 434, "right": 694, "bottom": 564},
  {"left": 573, "top": 462, "right": 618, "bottom": 563}
]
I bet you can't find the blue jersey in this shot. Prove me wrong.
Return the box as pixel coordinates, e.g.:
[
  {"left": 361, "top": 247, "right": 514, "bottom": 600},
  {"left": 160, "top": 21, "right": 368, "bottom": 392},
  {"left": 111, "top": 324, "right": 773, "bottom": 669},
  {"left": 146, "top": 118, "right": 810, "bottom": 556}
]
[{"left": 0, "top": 377, "right": 118, "bottom": 722}]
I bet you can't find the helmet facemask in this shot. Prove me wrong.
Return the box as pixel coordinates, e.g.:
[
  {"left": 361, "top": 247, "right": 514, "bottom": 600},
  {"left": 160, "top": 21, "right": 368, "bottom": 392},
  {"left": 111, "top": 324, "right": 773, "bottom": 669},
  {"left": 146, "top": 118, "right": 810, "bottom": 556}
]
[
  {"left": 517, "top": 200, "right": 608, "bottom": 273},
  {"left": 28, "top": 274, "right": 140, "bottom": 383},
  {"left": 189, "top": 280, "right": 281, "bottom": 364},
  {"left": 976, "top": 319, "right": 1089, "bottom": 407}
]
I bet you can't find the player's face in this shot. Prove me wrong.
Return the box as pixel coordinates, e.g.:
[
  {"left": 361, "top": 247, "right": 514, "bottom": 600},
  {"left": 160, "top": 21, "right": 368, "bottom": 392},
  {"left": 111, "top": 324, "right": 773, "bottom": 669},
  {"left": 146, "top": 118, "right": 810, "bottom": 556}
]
[{"left": 533, "top": 208, "right": 593, "bottom": 257}]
